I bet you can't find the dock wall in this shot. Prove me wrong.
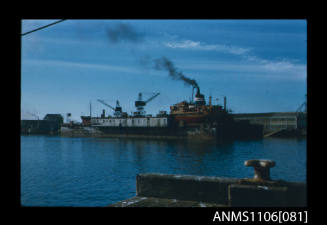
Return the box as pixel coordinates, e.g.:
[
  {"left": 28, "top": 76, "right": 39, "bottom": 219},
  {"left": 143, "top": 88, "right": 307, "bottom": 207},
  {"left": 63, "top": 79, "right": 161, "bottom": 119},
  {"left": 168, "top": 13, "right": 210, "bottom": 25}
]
[
  {"left": 136, "top": 174, "right": 239, "bottom": 205},
  {"left": 110, "top": 173, "right": 306, "bottom": 207}
]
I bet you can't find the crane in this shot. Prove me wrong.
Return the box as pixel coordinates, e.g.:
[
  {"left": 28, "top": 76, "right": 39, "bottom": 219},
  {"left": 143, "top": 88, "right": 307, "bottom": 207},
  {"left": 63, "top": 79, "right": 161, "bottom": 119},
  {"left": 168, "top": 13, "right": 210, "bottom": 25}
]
[
  {"left": 296, "top": 95, "right": 307, "bottom": 113},
  {"left": 134, "top": 92, "right": 160, "bottom": 116},
  {"left": 97, "top": 99, "right": 123, "bottom": 117}
]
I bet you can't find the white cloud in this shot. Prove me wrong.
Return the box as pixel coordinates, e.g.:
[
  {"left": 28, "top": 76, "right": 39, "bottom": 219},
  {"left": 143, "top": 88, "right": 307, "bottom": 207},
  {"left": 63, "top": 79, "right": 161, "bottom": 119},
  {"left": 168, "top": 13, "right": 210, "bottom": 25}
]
[
  {"left": 262, "top": 60, "right": 300, "bottom": 72},
  {"left": 164, "top": 40, "right": 250, "bottom": 55},
  {"left": 179, "top": 59, "right": 306, "bottom": 81},
  {"left": 242, "top": 55, "right": 307, "bottom": 80},
  {"left": 164, "top": 39, "right": 306, "bottom": 81}
]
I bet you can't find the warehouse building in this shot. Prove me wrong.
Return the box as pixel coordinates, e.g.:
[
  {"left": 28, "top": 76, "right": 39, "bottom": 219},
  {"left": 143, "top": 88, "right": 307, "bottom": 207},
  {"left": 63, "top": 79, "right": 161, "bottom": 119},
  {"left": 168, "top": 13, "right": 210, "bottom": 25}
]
[{"left": 232, "top": 112, "right": 306, "bottom": 134}]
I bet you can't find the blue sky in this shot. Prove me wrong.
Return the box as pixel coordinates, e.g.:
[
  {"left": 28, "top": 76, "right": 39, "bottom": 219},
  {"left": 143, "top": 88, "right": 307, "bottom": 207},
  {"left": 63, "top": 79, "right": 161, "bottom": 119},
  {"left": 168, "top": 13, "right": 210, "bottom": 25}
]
[{"left": 21, "top": 19, "right": 307, "bottom": 122}]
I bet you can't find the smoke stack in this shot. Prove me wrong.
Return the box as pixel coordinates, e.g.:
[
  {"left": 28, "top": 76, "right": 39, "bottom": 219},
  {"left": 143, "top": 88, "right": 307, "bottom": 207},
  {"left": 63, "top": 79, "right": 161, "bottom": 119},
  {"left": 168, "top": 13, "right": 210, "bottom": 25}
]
[
  {"left": 195, "top": 87, "right": 201, "bottom": 97},
  {"left": 192, "top": 87, "right": 195, "bottom": 103},
  {"left": 209, "top": 96, "right": 212, "bottom": 106},
  {"left": 194, "top": 87, "right": 206, "bottom": 106},
  {"left": 224, "top": 96, "right": 227, "bottom": 110}
]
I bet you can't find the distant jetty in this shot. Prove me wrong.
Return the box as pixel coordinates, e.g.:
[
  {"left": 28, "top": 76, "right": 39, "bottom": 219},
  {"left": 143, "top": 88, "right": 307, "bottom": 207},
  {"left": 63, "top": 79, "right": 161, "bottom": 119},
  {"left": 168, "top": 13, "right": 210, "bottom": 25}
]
[{"left": 233, "top": 112, "right": 306, "bottom": 138}]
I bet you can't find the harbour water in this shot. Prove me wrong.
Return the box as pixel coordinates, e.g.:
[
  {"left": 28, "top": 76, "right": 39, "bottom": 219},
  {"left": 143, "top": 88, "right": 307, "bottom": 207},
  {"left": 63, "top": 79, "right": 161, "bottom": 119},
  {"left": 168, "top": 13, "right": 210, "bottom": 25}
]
[{"left": 20, "top": 135, "right": 306, "bottom": 207}]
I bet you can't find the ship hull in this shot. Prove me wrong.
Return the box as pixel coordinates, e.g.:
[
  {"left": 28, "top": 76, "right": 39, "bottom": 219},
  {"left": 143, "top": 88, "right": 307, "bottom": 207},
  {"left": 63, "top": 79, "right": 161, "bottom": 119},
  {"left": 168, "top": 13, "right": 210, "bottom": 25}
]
[
  {"left": 81, "top": 116, "right": 91, "bottom": 126},
  {"left": 77, "top": 109, "right": 263, "bottom": 141},
  {"left": 173, "top": 115, "right": 205, "bottom": 124},
  {"left": 94, "top": 126, "right": 187, "bottom": 137},
  {"left": 172, "top": 112, "right": 209, "bottom": 124}
]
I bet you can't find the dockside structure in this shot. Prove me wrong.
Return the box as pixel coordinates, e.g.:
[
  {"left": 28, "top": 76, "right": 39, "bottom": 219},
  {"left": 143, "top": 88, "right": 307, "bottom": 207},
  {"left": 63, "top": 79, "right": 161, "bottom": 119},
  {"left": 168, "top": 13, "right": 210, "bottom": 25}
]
[
  {"left": 233, "top": 112, "right": 306, "bottom": 136},
  {"left": 79, "top": 88, "right": 263, "bottom": 140},
  {"left": 21, "top": 114, "right": 64, "bottom": 135}
]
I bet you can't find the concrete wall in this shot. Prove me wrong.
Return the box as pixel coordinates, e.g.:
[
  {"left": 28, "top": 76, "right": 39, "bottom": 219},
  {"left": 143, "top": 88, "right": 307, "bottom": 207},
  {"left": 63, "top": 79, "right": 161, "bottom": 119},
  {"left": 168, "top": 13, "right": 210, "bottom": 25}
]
[{"left": 135, "top": 173, "right": 306, "bottom": 207}]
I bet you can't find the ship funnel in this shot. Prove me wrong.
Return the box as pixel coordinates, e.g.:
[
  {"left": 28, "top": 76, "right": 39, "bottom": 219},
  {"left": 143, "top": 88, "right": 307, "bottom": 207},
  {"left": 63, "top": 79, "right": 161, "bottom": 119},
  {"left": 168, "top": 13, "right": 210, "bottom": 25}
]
[{"left": 194, "top": 87, "right": 206, "bottom": 106}]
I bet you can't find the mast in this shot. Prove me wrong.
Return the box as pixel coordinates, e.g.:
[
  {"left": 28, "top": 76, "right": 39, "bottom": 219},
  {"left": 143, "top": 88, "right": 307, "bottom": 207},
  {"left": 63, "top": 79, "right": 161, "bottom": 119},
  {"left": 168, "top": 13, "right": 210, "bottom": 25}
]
[
  {"left": 224, "top": 96, "right": 227, "bottom": 111},
  {"left": 90, "top": 100, "right": 92, "bottom": 117}
]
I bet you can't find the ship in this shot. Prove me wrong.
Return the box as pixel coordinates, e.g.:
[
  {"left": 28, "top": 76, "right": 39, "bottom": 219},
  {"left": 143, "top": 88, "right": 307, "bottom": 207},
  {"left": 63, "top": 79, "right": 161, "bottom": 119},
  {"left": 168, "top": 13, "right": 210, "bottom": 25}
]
[
  {"left": 74, "top": 87, "right": 263, "bottom": 141},
  {"left": 170, "top": 87, "right": 224, "bottom": 124}
]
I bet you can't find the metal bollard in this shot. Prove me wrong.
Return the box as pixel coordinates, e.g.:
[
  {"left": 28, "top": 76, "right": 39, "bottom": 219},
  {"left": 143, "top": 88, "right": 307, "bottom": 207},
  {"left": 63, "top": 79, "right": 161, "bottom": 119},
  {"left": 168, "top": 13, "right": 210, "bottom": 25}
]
[{"left": 244, "top": 159, "right": 276, "bottom": 181}]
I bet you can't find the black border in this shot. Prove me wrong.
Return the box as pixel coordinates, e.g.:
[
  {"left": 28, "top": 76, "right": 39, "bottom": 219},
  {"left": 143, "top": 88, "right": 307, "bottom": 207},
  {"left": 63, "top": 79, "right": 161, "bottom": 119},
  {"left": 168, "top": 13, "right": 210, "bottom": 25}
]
[{"left": 14, "top": 14, "right": 315, "bottom": 224}]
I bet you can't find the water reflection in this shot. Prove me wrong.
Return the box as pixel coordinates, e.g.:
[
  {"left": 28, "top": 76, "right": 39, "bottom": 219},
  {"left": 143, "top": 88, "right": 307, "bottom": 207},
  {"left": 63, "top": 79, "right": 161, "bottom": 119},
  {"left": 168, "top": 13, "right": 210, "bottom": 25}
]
[
  {"left": 21, "top": 135, "right": 306, "bottom": 206},
  {"left": 85, "top": 138, "right": 239, "bottom": 177}
]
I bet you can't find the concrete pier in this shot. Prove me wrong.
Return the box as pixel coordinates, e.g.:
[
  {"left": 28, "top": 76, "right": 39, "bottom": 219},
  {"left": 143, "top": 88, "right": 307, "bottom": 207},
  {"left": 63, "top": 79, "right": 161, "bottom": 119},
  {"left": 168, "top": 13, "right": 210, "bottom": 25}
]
[
  {"left": 109, "top": 160, "right": 306, "bottom": 207},
  {"left": 232, "top": 112, "right": 306, "bottom": 137}
]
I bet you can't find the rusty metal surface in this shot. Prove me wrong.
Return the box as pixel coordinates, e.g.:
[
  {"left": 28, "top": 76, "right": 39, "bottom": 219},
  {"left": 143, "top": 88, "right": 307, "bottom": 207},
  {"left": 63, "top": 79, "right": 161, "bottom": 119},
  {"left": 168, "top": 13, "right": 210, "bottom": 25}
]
[{"left": 245, "top": 159, "right": 276, "bottom": 181}]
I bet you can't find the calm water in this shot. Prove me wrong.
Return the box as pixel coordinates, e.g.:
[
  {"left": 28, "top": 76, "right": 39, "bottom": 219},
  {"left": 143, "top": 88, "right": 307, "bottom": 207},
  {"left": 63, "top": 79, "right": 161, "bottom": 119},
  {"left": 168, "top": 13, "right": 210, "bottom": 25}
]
[{"left": 20, "top": 135, "right": 306, "bottom": 207}]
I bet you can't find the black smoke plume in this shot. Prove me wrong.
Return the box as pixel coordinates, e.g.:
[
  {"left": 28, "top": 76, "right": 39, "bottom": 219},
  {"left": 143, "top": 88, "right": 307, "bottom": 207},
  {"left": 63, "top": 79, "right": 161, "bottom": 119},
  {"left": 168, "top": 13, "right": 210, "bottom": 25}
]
[
  {"left": 106, "top": 23, "right": 144, "bottom": 44},
  {"left": 153, "top": 57, "right": 199, "bottom": 89},
  {"left": 105, "top": 24, "right": 199, "bottom": 90}
]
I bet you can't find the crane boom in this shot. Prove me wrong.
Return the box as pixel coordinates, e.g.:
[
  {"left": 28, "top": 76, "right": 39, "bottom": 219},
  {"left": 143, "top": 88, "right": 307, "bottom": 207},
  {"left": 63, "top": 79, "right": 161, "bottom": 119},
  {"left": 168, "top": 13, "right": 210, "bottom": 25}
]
[
  {"left": 97, "top": 99, "right": 115, "bottom": 111},
  {"left": 296, "top": 102, "right": 307, "bottom": 113},
  {"left": 145, "top": 92, "right": 160, "bottom": 104},
  {"left": 296, "top": 94, "right": 307, "bottom": 113}
]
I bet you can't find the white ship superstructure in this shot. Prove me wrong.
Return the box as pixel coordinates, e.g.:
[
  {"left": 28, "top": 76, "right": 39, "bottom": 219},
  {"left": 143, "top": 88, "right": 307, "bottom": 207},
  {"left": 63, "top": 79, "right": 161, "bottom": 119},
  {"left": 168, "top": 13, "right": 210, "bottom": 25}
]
[{"left": 91, "top": 117, "right": 168, "bottom": 128}]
